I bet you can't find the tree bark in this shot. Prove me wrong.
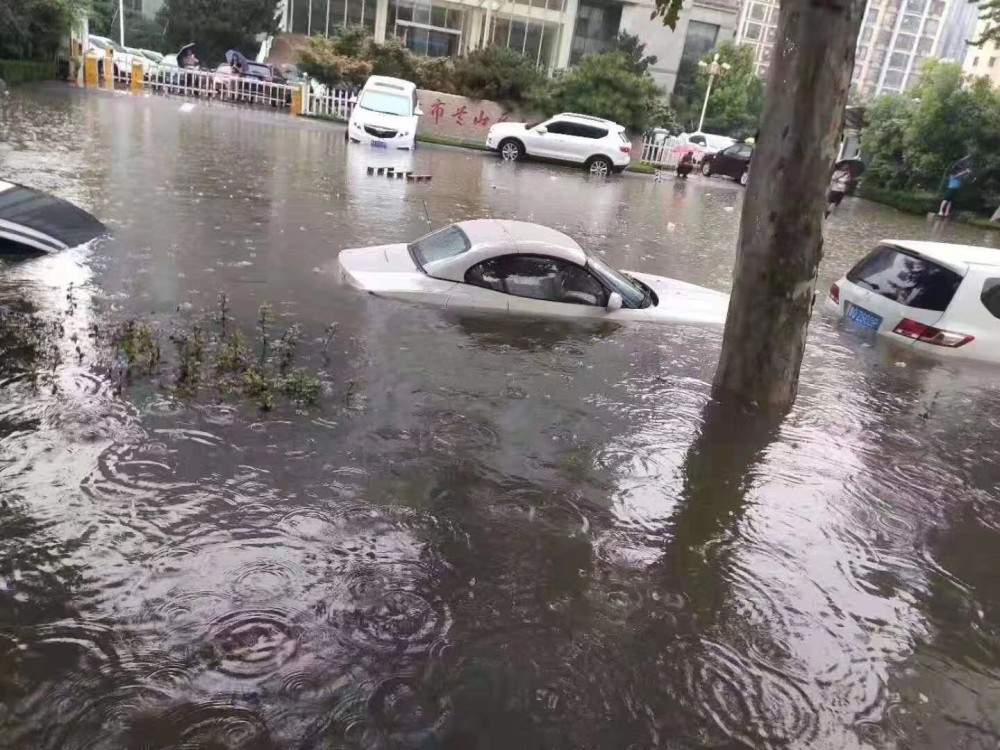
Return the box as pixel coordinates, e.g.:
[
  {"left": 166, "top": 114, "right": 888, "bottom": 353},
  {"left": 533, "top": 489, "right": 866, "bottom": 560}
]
[{"left": 713, "top": 0, "right": 865, "bottom": 409}]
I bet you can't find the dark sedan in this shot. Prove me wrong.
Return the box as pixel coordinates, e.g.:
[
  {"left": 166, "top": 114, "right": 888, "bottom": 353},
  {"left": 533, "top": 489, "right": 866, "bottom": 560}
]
[{"left": 701, "top": 142, "right": 754, "bottom": 186}]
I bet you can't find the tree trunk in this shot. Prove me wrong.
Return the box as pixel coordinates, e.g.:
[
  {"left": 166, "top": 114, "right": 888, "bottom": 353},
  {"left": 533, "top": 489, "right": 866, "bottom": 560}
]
[{"left": 713, "top": 0, "right": 865, "bottom": 409}]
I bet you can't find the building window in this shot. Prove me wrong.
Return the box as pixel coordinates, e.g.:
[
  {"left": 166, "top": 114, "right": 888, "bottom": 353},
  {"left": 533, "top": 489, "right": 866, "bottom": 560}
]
[
  {"left": 974, "top": 56, "right": 980, "bottom": 67},
  {"left": 569, "top": 0, "right": 622, "bottom": 64},
  {"left": 883, "top": 69, "right": 904, "bottom": 87},
  {"left": 923, "top": 19, "right": 938, "bottom": 35},
  {"left": 906, "top": 0, "right": 926, "bottom": 13},
  {"left": 490, "top": 16, "right": 558, "bottom": 66},
  {"left": 917, "top": 36, "right": 933, "bottom": 55},
  {"left": 392, "top": 0, "right": 463, "bottom": 56},
  {"left": 930, "top": 0, "right": 945, "bottom": 15},
  {"left": 294, "top": 0, "right": 377, "bottom": 34},
  {"left": 900, "top": 14, "right": 921, "bottom": 32},
  {"left": 749, "top": 2, "right": 767, "bottom": 20},
  {"left": 895, "top": 33, "right": 915, "bottom": 52},
  {"left": 743, "top": 22, "right": 761, "bottom": 40},
  {"left": 889, "top": 51, "right": 909, "bottom": 68},
  {"left": 683, "top": 20, "right": 720, "bottom": 62}
]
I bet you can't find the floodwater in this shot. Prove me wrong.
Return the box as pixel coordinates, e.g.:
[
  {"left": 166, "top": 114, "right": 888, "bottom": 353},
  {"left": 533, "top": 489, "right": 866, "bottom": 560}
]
[{"left": 3, "top": 85, "right": 1000, "bottom": 750}]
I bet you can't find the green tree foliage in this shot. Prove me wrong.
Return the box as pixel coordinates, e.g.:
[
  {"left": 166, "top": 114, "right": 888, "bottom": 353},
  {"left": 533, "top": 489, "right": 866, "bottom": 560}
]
[
  {"left": 610, "top": 31, "right": 658, "bottom": 76},
  {"left": 298, "top": 35, "right": 372, "bottom": 87},
  {"left": 671, "top": 41, "right": 764, "bottom": 138},
  {"left": 0, "top": 0, "right": 75, "bottom": 60},
  {"left": 863, "top": 60, "right": 1000, "bottom": 211},
  {"left": 451, "top": 46, "right": 546, "bottom": 102},
  {"left": 88, "top": 0, "right": 165, "bottom": 48},
  {"left": 156, "top": 0, "right": 281, "bottom": 65},
  {"left": 542, "top": 51, "right": 671, "bottom": 132}
]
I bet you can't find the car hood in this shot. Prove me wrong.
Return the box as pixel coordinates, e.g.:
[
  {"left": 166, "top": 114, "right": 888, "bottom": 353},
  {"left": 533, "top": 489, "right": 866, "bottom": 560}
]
[
  {"left": 350, "top": 108, "right": 416, "bottom": 131},
  {"left": 627, "top": 271, "right": 729, "bottom": 328}
]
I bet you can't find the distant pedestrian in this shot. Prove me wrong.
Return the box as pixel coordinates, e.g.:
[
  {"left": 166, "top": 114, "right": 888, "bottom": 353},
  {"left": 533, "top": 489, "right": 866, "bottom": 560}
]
[
  {"left": 825, "top": 165, "right": 851, "bottom": 217},
  {"left": 676, "top": 152, "right": 694, "bottom": 179},
  {"left": 938, "top": 167, "right": 971, "bottom": 218}
]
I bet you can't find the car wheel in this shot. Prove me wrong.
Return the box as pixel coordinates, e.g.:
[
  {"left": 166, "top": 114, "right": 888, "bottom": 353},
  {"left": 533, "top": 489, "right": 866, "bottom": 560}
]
[
  {"left": 740, "top": 170, "right": 749, "bottom": 187},
  {"left": 499, "top": 138, "right": 523, "bottom": 162},
  {"left": 702, "top": 161, "right": 713, "bottom": 177},
  {"left": 587, "top": 156, "right": 612, "bottom": 177}
]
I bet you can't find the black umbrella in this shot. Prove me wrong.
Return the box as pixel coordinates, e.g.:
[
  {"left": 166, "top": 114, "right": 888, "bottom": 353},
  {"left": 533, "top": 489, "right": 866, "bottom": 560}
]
[
  {"left": 835, "top": 158, "right": 865, "bottom": 179},
  {"left": 177, "top": 42, "right": 198, "bottom": 68}
]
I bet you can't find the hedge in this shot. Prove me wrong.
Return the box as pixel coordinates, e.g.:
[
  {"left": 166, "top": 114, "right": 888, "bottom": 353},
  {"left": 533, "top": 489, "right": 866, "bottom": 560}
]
[
  {"left": 0, "top": 60, "right": 58, "bottom": 85},
  {"left": 857, "top": 184, "right": 939, "bottom": 215}
]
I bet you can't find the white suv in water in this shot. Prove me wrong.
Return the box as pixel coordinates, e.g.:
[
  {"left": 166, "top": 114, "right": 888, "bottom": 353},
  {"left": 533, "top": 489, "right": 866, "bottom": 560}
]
[
  {"left": 486, "top": 113, "right": 631, "bottom": 176},
  {"left": 825, "top": 239, "right": 1000, "bottom": 364}
]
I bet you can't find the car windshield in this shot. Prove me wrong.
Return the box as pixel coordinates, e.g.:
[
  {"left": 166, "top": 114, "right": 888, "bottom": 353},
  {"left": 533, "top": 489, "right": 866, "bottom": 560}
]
[
  {"left": 142, "top": 50, "right": 163, "bottom": 61},
  {"left": 587, "top": 255, "right": 650, "bottom": 309},
  {"left": 409, "top": 225, "right": 470, "bottom": 270},
  {"left": 89, "top": 37, "right": 108, "bottom": 49},
  {"left": 359, "top": 91, "right": 411, "bottom": 117}
]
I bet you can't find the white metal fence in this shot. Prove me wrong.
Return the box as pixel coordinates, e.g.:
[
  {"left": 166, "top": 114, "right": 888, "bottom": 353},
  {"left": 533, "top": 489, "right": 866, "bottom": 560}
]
[
  {"left": 638, "top": 135, "right": 685, "bottom": 170},
  {"left": 109, "top": 64, "right": 297, "bottom": 109},
  {"left": 303, "top": 87, "right": 353, "bottom": 120}
]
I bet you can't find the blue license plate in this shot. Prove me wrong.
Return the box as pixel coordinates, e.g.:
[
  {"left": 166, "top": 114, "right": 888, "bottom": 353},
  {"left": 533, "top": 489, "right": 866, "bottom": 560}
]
[
  {"left": 370, "top": 140, "right": 387, "bottom": 149},
  {"left": 846, "top": 302, "right": 882, "bottom": 331}
]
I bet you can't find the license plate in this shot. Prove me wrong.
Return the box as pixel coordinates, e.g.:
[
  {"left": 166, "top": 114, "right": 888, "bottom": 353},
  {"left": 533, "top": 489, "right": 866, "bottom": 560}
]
[
  {"left": 845, "top": 302, "right": 882, "bottom": 331},
  {"left": 370, "top": 140, "right": 387, "bottom": 149}
]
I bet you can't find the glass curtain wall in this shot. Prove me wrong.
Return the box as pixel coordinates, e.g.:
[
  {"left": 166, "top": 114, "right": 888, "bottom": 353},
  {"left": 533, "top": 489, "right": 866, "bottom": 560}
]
[
  {"left": 392, "top": 0, "right": 465, "bottom": 57},
  {"left": 489, "top": 14, "right": 560, "bottom": 67},
  {"left": 569, "top": 0, "right": 622, "bottom": 64},
  {"left": 289, "top": 0, "right": 377, "bottom": 35}
]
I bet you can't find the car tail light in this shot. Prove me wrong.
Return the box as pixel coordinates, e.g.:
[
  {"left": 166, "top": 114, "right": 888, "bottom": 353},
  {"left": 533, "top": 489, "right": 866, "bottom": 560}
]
[
  {"left": 892, "top": 318, "right": 974, "bottom": 347},
  {"left": 620, "top": 145, "right": 631, "bottom": 153},
  {"left": 829, "top": 283, "right": 840, "bottom": 304}
]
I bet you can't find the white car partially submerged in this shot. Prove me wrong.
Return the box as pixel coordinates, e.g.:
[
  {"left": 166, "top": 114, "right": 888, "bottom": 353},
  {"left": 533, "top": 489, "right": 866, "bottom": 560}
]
[
  {"left": 338, "top": 220, "right": 728, "bottom": 327},
  {"left": 825, "top": 239, "right": 1000, "bottom": 364}
]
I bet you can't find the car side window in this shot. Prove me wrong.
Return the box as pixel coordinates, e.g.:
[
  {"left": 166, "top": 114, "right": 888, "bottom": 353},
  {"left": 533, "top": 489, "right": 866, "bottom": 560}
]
[
  {"left": 689, "top": 135, "right": 706, "bottom": 145},
  {"left": 545, "top": 121, "right": 572, "bottom": 135},
  {"left": 982, "top": 278, "right": 1000, "bottom": 320},
  {"left": 738, "top": 145, "right": 754, "bottom": 158},
  {"left": 721, "top": 145, "right": 741, "bottom": 157},
  {"left": 577, "top": 125, "right": 608, "bottom": 139},
  {"left": 465, "top": 256, "right": 608, "bottom": 306}
]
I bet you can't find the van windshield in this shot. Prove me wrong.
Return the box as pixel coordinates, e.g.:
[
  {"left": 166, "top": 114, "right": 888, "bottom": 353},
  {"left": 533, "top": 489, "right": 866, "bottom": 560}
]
[{"left": 359, "top": 91, "right": 411, "bottom": 117}]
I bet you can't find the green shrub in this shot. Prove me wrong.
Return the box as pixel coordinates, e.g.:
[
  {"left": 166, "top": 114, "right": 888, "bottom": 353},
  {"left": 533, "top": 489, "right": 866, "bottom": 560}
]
[
  {"left": 451, "top": 46, "right": 546, "bottom": 103},
  {"left": 0, "top": 60, "right": 58, "bottom": 84},
  {"left": 543, "top": 51, "right": 668, "bottom": 133},
  {"left": 298, "top": 37, "right": 372, "bottom": 87},
  {"left": 415, "top": 56, "right": 455, "bottom": 94},
  {"left": 857, "top": 184, "right": 939, "bottom": 215}
]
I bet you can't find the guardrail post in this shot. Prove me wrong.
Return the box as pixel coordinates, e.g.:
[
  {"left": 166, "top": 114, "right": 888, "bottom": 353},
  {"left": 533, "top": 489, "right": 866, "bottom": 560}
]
[
  {"left": 131, "top": 61, "right": 144, "bottom": 94},
  {"left": 292, "top": 83, "right": 307, "bottom": 116},
  {"left": 103, "top": 48, "right": 114, "bottom": 90},
  {"left": 84, "top": 53, "right": 99, "bottom": 88}
]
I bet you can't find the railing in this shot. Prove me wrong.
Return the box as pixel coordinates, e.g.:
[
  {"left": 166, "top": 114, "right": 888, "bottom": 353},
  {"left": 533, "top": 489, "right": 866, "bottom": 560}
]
[
  {"left": 303, "top": 87, "right": 353, "bottom": 120},
  {"left": 108, "top": 63, "right": 297, "bottom": 109},
  {"left": 639, "top": 136, "right": 684, "bottom": 169}
]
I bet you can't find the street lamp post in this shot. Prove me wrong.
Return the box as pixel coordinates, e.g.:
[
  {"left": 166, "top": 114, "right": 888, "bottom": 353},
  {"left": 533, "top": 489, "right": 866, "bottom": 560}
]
[{"left": 696, "top": 53, "right": 731, "bottom": 133}]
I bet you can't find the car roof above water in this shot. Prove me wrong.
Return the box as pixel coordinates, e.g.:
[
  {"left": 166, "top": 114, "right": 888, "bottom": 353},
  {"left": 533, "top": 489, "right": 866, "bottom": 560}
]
[
  {"left": 363, "top": 75, "right": 417, "bottom": 93},
  {"left": 884, "top": 239, "right": 1000, "bottom": 271},
  {"left": 460, "top": 219, "right": 586, "bottom": 260},
  {"left": 552, "top": 112, "right": 625, "bottom": 130}
]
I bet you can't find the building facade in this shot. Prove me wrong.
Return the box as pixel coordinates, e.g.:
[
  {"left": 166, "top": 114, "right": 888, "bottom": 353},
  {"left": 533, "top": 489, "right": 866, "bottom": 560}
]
[
  {"left": 735, "top": 0, "right": 977, "bottom": 99},
  {"left": 964, "top": 17, "right": 1000, "bottom": 86},
  {"left": 277, "top": 0, "right": 738, "bottom": 92}
]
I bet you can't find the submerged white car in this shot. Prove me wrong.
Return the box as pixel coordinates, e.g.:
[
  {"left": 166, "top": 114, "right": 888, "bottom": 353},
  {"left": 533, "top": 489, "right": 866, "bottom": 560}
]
[
  {"left": 339, "top": 220, "right": 728, "bottom": 326},
  {"left": 347, "top": 75, "right": 422, "bottom": 150},
  {"left": 825, "top": 239, "right": 1000, "bottom": 364}
]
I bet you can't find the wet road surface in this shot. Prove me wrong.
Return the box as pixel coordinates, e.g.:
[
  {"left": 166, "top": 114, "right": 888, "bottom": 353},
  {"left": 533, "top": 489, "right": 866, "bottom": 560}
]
[{"left": 3, "top": 85, "right": 1000, "bottom": 749}]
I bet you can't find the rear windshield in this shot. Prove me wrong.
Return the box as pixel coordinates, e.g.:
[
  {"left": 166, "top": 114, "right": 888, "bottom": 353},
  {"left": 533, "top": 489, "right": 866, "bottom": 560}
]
[
  {"left": 846, "top": 245, "right": 963, "bottom": 312},
  {"left": 409, "top": 225, "right": 470, "bottom": 270}
]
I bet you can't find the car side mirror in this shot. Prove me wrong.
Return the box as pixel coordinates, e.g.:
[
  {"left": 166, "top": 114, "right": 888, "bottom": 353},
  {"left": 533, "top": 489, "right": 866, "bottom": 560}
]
[
  {"left": 607, "top": 292, "right": 623, "bottom": 312},
  {"left": 415, "top": 107, "right": 423, "bottom": 116},
  {"left": 536, "top": 126, "right": 547, "bottom": 135}
]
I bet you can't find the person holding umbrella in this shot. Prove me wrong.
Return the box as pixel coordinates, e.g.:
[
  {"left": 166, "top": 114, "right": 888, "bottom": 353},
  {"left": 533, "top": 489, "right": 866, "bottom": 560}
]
[{"left": 825, "top": 158, "right": 864, "bottom": 218}]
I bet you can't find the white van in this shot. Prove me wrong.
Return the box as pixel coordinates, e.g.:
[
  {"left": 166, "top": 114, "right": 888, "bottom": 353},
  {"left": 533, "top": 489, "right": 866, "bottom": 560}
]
[{"left": 347, "top": 76, "right": 422, "bottom": 151}]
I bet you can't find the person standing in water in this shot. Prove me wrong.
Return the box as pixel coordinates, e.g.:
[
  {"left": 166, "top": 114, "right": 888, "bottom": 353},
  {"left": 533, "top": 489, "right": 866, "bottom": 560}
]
[
  {"left": 825, "top": 165, "right": 851, "bottom": 218},
  {"left": 939, "top": 167, "right": 970, "bottom": 218}
]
